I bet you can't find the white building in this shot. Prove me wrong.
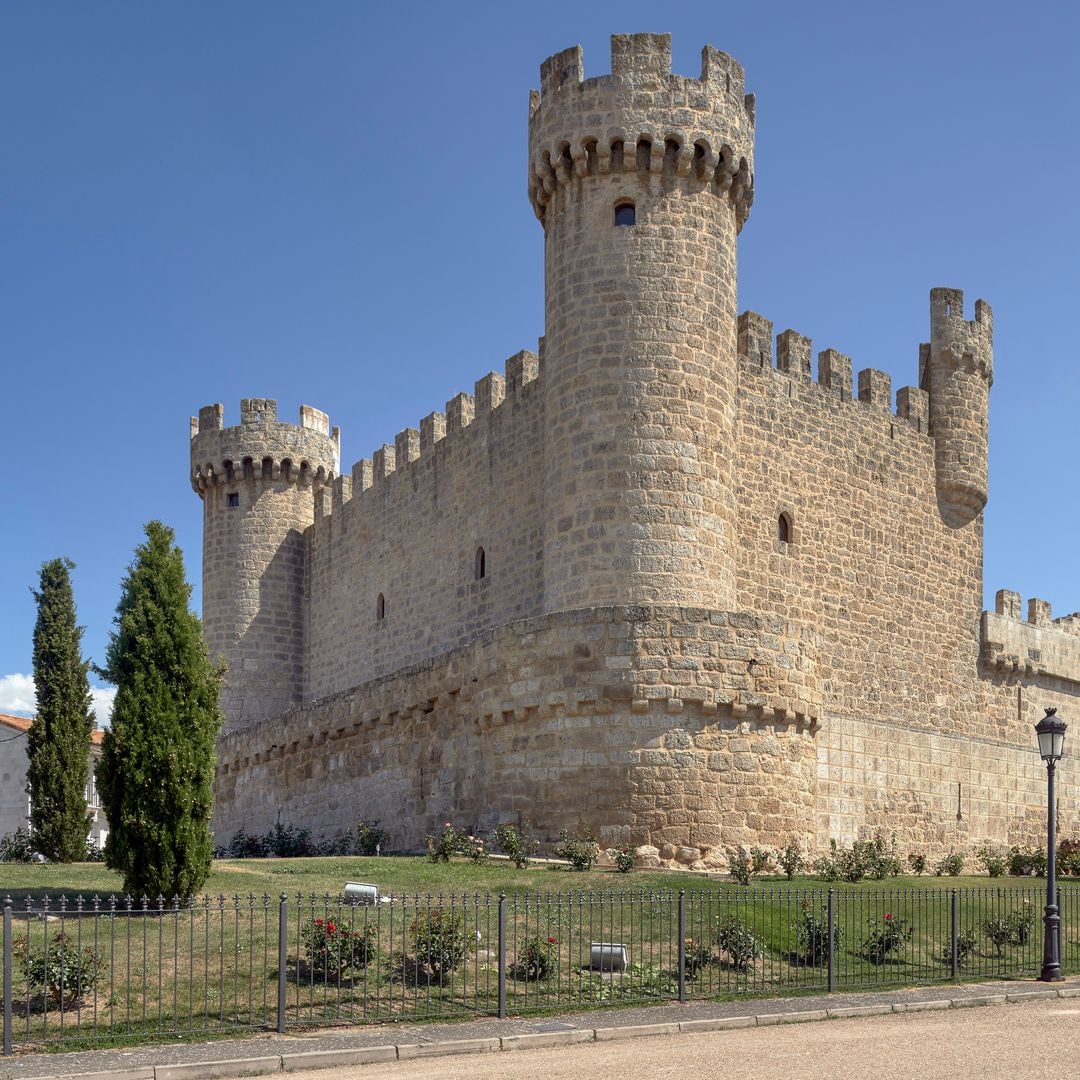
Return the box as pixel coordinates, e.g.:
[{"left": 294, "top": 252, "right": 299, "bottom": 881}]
[{"left": 0, "top": 712, "right": 108, "bottom": 852}]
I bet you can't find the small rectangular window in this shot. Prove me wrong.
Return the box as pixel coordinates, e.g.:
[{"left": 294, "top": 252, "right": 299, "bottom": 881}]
[{"left": 227, "top": 492, "right": 240, "bottom": 508}]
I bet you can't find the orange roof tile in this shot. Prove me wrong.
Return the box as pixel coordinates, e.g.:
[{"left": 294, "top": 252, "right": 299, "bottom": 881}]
[{"left": 0, "top": 712, "right": 105, "bottom": 744}]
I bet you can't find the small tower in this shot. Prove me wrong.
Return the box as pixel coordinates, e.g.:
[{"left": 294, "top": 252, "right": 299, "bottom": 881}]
[
  {"left": 530, "top": 34, "right": 755, "bottom": 611},
  {"left": 189, "top": 398, "right": 339, "bottom": 733},
  {"left": 926, "top": 288, "right": 993, "bottom": 528}
]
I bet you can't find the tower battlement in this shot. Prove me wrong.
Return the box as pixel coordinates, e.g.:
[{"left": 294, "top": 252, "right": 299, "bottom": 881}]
[
  {"left": 190, "top": 398, "right": 340, "bottom": 496},
  {"left": 528, "top": 34, "right": 755, "bottom": 228}
]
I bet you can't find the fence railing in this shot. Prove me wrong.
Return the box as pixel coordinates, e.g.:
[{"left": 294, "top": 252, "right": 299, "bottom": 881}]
[{"left": 3, "top": 885, "right": 1076, "bottom": 1052}]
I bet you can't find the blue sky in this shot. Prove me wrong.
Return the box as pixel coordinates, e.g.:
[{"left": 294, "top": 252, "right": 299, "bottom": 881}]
[{"left": 2, "top": 1, "right": 1078, "bottom": 722}]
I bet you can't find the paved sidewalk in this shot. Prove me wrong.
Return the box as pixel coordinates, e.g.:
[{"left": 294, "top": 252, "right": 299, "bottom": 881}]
[{"left": 3, "top": 977, "right": 1079, "bottom": 1080}]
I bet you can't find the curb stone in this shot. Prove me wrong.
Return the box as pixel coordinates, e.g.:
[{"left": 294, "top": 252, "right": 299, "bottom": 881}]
[
  {"left": 155, "top": 1059, "right": 283, "bottom": 1080},
  {"left": 952, "top": 994, "right": 1007, "bottom": 1007},
  {"left": 500, "top": 1030, "right": 594, "bottom": 1051},
  {"left": 396, "top": 1036, "right": 500, "bottom": 1059},
  {"left": 279, "top": 1047, "right": 396, "bottom": 1071},
  {"left": 891, "top": 999, "right": 950, "bottom": 1013},
  {"left": 593, "top": 1022, "right": 679, "bottom": 1042},
  {"left": 757, "top": 1010, "right": 828, "bottom": 1025},
  {"left": 677, "top": 1016, "right": 756, "bottom": 1032}
]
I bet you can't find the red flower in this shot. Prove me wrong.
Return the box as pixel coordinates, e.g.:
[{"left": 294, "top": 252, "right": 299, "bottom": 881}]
[
  {"left": 326, "top": 921, "right": 337, "bottom": 934},
  {"left": 547, "top": 937, "right": 558, "bottom": 944},
  {"left": 884, "top": 913, "right": 894, "bottom": 921},
  {"left": 314, "top": 918, "right": 324, "bottom": 927}
]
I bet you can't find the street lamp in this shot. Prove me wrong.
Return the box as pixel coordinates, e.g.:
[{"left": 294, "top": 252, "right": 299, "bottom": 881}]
[{"left": 1035, "top": 707, "right": 1067, "bottom": 982}]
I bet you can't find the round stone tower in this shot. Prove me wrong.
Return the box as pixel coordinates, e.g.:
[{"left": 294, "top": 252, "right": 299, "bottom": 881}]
[
  {"left": 530, "top": 34, "right": 755, "bottom": 611},
  {"left": 927, "top": 288, "right": 993, "bottom": 528},
  {"left": 189, "top": 398, "right": 339, "bottom": 733}
]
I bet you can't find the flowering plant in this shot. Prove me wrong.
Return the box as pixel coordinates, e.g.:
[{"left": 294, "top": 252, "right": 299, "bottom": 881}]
[
  {"left": 512, "top": 935, "right": 560, "bottom": 981},
  {"left": 427, "top": 822, "right": 464, "bottom": 863},
  {"left": 613, "top": 845, "right": 635, "bottom": 873},
  {"left": 860, "top": 912, "right": 913, "bottom": 963},
  {"left": 301, "top": 916, "right": 377, "bottom": 976}
]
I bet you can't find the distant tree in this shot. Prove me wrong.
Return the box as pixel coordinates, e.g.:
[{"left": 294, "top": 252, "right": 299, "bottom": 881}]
[
  {"left": 96, "top": 522, "right": 223, "bottom": 898},
  {"left": 27, "top": 558, "right": 94, "bottom": 862}
]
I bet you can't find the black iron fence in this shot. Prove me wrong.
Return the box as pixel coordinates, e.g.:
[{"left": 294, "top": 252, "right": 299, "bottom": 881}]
[{"left": 3, "top": 885, "right": 1077, "bottom": 1052}]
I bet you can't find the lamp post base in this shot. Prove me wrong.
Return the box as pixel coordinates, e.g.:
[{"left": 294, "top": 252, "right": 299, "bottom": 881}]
[{"left": 1039, "top": 905, "right": 1063, "bottom": 982}]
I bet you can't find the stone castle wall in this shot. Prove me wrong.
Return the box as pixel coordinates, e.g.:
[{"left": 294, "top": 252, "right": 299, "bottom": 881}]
[{"left": 196, "top": 34, "right": 1080, "bottom": 864}]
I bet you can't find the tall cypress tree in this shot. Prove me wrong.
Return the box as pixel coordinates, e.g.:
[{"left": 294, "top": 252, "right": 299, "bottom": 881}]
[
  {"left": 28, "top": 558, "right": 94, "bottom": 862},
  {"left": 97, "top": 521, "right": 223, "bottom": 899}
]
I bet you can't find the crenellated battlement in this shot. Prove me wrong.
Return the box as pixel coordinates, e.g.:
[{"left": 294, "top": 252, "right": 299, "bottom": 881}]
[
  {"left": 982, "top": 590, "right": 1080, "bottom": 684},
  {"left": 190, "top": 398, "right": 340, "bottom": 496},
  {"left": 929, "top": 288, "right": 993, "bottom": 383},
  {"left": 330, "top": 350, "right": 539, "bottom": 512},
  {"left": 528, "top": 34, "right": 755, "bottom": 228},
  {"left": 736, "top": 311, "right": 930, "bottom": 433}
]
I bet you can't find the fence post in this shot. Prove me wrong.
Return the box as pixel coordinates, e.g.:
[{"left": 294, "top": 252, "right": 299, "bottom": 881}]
[
  {"left": 497, "top": 894, "right": 506, "bottom": 1020},
  {"left": 1058, "top": 887, "right": 1064, "bottom": 972},
  {"left": 677, "top": 890, "right": 686, "bottom": 1003},
  {"left": 3, "top": 898, "right": 12, "bottom": 1056},
  {"left": 277, "top": 894, "right": 288, "bottom": 1034},
  {"left": 827, "top": 890, "right": 835, "bottom": 993},
  {"left": 950, "top": 890, "right": 959, "bottom": 980}
]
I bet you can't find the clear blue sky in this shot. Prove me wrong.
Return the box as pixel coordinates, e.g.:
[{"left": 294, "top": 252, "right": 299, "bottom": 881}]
[{"left": 2, "top": 1, "right": 1078, "bottom": 721}]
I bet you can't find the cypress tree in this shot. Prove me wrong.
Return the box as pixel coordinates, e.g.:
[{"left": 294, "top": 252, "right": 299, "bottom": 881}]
[
  {"left": 27, "top": 558, "right": 94, "bottom": 862},
  {"left": 97, "top": 521, "right": 223, "bottom": 899}
]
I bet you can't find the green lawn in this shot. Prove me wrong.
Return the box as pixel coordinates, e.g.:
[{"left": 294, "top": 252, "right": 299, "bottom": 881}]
[{"left": 2, "top": 854, "right": 1070, "bottom": 905}]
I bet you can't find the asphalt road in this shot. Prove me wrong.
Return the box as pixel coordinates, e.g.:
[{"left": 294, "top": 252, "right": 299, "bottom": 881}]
[{"left": 282, "top": 1000, "right": 1080, "bottom": 1079}]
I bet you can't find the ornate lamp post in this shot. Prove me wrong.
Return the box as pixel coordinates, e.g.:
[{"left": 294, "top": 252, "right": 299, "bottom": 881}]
[{"left": 1035, "top": 707, "right": 1067, "bottom": 982}]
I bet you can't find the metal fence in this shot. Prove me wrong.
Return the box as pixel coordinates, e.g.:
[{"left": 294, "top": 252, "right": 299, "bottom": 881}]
[{"left": 3, "top": 885, "right": 1076, "bottom": 1052}]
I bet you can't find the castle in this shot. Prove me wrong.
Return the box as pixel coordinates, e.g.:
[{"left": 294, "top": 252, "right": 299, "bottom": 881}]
[{"left": 191, "top": 34, "right": 1078, "bottom": 867}]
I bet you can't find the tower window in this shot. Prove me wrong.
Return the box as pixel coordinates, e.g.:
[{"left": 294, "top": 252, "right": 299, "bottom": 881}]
[
  {"left": 475, "top": 547, "right": 486, "bottom": 580},
  {"left": 614, "top": 201, "right": 636, "bottom": 227},
  {"left": 376, "top": 593, "right": 385, "bottom": 621},
  {"left": 777, "top": 513, "right": 792, "bottom": 544},
  {"left": 227, "top": 492, "right": 239, "bottom": 508}
]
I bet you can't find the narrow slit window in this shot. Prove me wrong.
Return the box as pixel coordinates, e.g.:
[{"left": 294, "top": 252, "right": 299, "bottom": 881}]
[
  {"left": 614, "top": 201, "right": 636, "bottom": 227},
  {"left": 777, "top": 513, "right": 792, "bottom": 544},
  {"left": 376, "top": 593, "right": 385, "bottom": 621},
  {"left": 475, "top": 547, "right": 486, "bottom": 580}
]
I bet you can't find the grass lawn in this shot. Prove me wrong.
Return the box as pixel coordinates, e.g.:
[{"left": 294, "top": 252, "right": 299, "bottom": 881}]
[{"left": 2, "top": 854, "right": 1070, "bottom": 904}]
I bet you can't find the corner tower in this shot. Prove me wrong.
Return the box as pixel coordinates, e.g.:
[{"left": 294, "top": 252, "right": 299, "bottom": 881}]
[
  {"left": 189, "top": 399, "right": 339, "bottom": 733},
  {"left": 926, "top": 288, "right": 993, "bottom": 528},
  {"left": 530, "top": 34, "right": 755, "bottom": 610}
]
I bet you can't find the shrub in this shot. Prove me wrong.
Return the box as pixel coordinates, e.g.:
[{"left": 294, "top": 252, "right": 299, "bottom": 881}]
[
  {"left": 860, "top": 912, "right": 913, "bottom": 963},
  {"left": 865, "top": 834, "right": 902, "bottom": 880},
  {"left": 1008, "top": 846, "right": 1047, "bottom": 877},
  {"left": 728, "top": 846, "right": 770, "bottom": 885},
  {"left": 461, "top": 834, "right": 488, "bottom": 864},
  {"left": 409, "top": 907, "right": 468, "bottom": 979},
  {"left": 794, "top": 899, "right": 843, "bottom": 966},
  {"left": 0, "top": 827, "right": 35, "bottom": 863},
  {"left": 908, "top": 853, "right": 927, "bottom": 876},
  {"left": 934, "top": 851, "right": 965, "bottom": 877},
  {"left": 554, "top": 828, "right": 600, "bottom": 871},
  {"left": 941, "top": 928, "right": 979, "bottom": 967},
  {"left": 683, "top": 937, "right": 714, "bottom": 978},
  {"left": 976, "top": 846, "right": 1007, "bottom": 878},
  {"left": 16, "top": 931, "right": 105, "bottom": 1006},
  {"left": 512, "top": 936, "right": 560, "bottom": 981},
  {"left": 777, "top": 839, "right": 804, "bottom": 881},
  {"left": 1007, "top": 904, "right": 1036, "bottom": 945},
  {"left": 492, "top": 823, "right": 539, "bottom": 868},
  {"left": 355, "top": 820, "right": 389, "bottom": 856},
  {"left": 426, "top": 823, "right": 464, "bottom": 863},
  {"left": 613, "top": 845, "right": 635, "bottom": 873},
  {"left": 1058, "top": 837, "right": 1080, "bottom": 876},
  {"left": 727, "top": 847, "right": 753, "bottom": 886},
  {"left": 301, "top": 916, "right": 377, "bottom": 976},
  {"left": 716, "top": 916, "right": 761, "bottom": 972}
]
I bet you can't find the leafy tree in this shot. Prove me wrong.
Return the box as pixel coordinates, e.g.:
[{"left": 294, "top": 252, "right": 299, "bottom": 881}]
[
  {"left": 27, "top": 558, "right": 94, "bottom": 862},
  {"left": 96, "top": 522, "right": 223, "bottom": 898}
]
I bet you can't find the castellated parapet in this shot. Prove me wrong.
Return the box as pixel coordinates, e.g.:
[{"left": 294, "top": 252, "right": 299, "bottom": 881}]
[{"left": 194, "top": 35, "right": 1078, "bottom": 866}]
